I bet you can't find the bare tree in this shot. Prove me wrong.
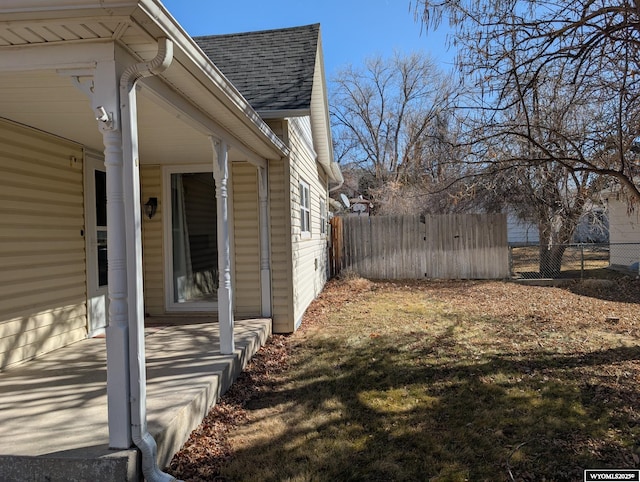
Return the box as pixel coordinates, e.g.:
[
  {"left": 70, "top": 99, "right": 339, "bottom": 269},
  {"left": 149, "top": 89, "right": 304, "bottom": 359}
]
[
  {"left": 412, "top": 0, "right": 640, "bottom": 200},
  {"left": 410, "top": 0, "right": 640, "bottom": 273},
  {"left": 330, "top": 52, "right": 467, "bottom": 214},
  {"left": 473, "top": 59, "right": 610, "bottom": 272}
]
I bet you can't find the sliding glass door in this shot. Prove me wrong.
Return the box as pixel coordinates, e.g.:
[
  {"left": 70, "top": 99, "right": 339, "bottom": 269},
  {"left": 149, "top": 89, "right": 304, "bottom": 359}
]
[{"left": 166, "top": 168, "right": 218, "bottom": 310}]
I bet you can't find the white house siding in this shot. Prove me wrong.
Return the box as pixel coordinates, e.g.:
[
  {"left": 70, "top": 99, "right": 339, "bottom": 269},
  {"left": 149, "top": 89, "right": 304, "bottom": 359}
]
[
  {"left": 141, "top": 165, "right": 164, "bottom": 316},
  {"left": 506, "top": 213, "right": 539, "bottom": 246},
  {"left": 607, "top": 196, "right": 640, "bottom": 268},
  {"left": 268, "top": 154, "right": 295, "bottom": 333},
  {"left": 0, "top": 119, "right": 87, "bottom": 370},
  {"left": 141, "top": 163, "right": 265, "bottom": 319},
  {"left": 231, "top": 162, "right": 261, "bottom": 317},
  {"left": 288, "top": 117, "right": 329, "bottom": 328}
]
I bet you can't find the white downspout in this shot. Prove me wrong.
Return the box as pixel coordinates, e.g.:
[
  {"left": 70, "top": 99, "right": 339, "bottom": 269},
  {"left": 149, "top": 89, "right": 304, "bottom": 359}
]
[
  {"left": 258, "top": 166, "right": 272, "bottom": 318},
  {"left": 120, "top": 37, "right": 181, "bottom": 482}
]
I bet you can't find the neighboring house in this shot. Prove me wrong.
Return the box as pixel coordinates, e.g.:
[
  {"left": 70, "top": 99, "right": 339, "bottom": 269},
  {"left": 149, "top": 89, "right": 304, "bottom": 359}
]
[
  {"left": 506, "top": 213, "right": 540, "bottom": 246},
  {"left": 605, "top": 191, "right": 640, "bottom": 270},
  {"left": 0, "top": 0, "right": 341, "bottom": 474},
  {"left": 573, "top": 208, "right": 608, "bottom": 244},
  {"left": 506, "top": 209, "right": 608, "bottom": 246}
]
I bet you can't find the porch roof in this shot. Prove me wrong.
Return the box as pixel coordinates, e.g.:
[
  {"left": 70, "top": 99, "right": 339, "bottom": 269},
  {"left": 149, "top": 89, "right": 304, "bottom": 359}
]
[{"left": 0, "top": 0, "right": 290, "bottom": 164}]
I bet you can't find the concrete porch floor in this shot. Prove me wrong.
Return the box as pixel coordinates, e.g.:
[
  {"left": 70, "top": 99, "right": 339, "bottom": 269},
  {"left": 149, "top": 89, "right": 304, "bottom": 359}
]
[{"left": 0, "top": 318, "right": 271, "bottom": 482}]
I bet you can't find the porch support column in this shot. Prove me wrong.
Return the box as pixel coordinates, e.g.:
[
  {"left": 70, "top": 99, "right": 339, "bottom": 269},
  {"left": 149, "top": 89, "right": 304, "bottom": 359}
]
[
  {"left": 212, "top": 138, "right": 234, "bottom": 354},
  {"left": 103, "top": 129, "right": 133, "bottom": 449},
  {"left": 92, "top": 61, "right": 132, "bottom": 449},
  {"left": 258, "top": 166, "right": 272, "bottom": 317}
]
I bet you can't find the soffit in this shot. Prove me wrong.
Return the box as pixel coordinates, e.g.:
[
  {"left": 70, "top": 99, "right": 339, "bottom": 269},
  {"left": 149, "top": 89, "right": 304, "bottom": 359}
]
[{"left": 0, "top": 68, "right": 226, "bottom": 165}]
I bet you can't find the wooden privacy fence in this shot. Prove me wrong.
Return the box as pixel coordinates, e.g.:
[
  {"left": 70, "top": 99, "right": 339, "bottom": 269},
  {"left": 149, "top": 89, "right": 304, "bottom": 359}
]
[{"left": 329, "top": 214, "right": 509, "bottom": 280}]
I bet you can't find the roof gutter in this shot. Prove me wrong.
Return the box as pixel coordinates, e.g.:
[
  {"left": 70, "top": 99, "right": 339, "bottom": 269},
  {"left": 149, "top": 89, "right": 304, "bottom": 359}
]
[
  {"left": 258, "top": 108, "right": 311, "bottom": 119},
  {"left": 120, "top": 36, "right": 182, "bottom": 482},
  {"left": 329, "top": 162, "right": 344, "bottom": 192}
]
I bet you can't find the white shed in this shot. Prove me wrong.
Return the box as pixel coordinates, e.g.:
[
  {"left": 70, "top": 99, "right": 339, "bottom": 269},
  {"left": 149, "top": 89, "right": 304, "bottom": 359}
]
[
  {"left": 605, "top": 193, "right": 640, "bottom": 271},
  {"left": 507, "top": 213, "right": 539, "bottom": 246}
]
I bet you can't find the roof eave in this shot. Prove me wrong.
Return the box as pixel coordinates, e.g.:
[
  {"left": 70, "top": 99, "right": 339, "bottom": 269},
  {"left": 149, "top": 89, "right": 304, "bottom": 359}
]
[
  {"left": 0, "top": 0, "right": 289, "bottom": 161},
  {"left": 0, "top": 0, "right": 138, "bottom": 14},
  {"left": 310, "top": 29, "right": 342, "bottom": 185}
]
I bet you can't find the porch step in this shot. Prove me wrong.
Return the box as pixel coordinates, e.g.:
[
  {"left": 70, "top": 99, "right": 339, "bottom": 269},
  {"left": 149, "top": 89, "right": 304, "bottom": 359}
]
[{"left": 0, "top": 448, "right": 140, "bottom": 482}]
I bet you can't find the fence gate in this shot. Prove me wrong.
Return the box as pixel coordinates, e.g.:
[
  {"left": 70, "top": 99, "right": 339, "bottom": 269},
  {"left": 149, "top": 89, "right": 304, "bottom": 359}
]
[{"left": 329, "top": 214, "right": 509, "bottom": 280}]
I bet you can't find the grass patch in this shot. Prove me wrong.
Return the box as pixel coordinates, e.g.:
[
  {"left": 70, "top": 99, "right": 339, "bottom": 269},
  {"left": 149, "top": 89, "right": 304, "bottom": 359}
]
[{"left": 170, "top": 278, "right": 640, "bottom": 482}]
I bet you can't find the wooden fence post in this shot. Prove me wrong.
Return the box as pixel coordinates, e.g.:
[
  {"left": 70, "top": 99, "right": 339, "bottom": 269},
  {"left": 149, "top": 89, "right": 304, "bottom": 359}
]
[{"left": 329, "top": 217, "right": 343, "bottom": 278}]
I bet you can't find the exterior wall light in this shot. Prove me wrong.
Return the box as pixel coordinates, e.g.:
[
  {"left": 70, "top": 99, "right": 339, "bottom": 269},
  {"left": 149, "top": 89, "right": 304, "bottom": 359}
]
[{"left": 144, "top": 197, "right": 158, "bottom": 219}]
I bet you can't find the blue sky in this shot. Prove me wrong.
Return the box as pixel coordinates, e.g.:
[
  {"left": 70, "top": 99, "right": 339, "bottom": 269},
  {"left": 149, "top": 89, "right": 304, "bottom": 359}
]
[{"left": 161, "top": 0, "right": 454, "bottom": 79}]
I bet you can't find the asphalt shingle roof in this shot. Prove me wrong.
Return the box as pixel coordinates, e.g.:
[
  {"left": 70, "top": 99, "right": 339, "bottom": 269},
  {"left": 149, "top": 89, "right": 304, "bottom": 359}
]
[{"left": 194, "top": 24, "right": 320, "bottom": 114}]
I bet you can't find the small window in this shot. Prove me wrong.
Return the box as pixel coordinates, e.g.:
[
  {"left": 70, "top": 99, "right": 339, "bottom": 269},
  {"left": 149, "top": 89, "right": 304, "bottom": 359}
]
[
  {"left": 320, "top": 199, "right": 327, "bottom": 235},
  {"left": 299, "top": 181, "right": 310, "bottom": 234}
]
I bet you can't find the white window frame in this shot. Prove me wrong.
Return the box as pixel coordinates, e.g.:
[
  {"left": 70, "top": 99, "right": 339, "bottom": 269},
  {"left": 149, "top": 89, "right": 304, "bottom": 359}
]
[
  {"left": 162, "top": 164, "right": 225, "bottom": 312},
  {"left": 320, "top": 198, "right": 327, "bottom": 236},
  {"left": 299, "top": 180, "right": 311, "bottom": 237}
]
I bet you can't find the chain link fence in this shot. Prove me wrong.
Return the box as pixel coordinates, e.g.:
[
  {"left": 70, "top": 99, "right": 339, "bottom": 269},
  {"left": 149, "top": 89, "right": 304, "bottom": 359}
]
[{"left": 510, "top": 243, "right": 640, "bottom": 279}]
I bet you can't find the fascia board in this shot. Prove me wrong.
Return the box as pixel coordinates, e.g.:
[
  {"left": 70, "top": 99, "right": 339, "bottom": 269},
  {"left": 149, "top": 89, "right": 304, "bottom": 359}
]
[
  {"left": 310, "top": 33, "right": 342, "bottom": 184},
  {"left": 0, "top": 40, "right": 115, "bottom": 71},
  {"left": 0, "top": 1, "right": 139, "bottom": 17},
  {"left": 258, "top": 109, "right": 312, "bottom": 119}
]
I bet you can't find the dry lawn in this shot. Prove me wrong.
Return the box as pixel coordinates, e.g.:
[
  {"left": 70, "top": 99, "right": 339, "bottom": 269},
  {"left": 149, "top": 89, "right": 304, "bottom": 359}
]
[{"left": 169, "top": 277, "right": 640, "bottom": 482}]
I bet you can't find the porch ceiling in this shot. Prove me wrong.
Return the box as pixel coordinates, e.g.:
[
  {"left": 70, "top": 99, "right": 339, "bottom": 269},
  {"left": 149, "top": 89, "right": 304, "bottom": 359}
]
[
  {"left": 0, "top": 0, "right": 289, "bottom": 164},
  {"left": 0, "top": 69, "right": 228, "bottom": 164}
]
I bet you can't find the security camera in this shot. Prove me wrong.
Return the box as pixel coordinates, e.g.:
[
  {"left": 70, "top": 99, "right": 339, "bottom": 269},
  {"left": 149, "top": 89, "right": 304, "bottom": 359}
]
[{"left": 95, "top": 106, "right": 110, "bottom": 123}]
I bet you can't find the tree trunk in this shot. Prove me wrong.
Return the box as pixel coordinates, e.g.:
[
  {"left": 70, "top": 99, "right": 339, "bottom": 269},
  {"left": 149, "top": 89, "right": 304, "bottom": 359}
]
[
  {"left": 539, "top": 244, "right": 566, "bottom": 277},
  {"left": 537, "top": 211, "right": 578, "bottom": 278}
]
